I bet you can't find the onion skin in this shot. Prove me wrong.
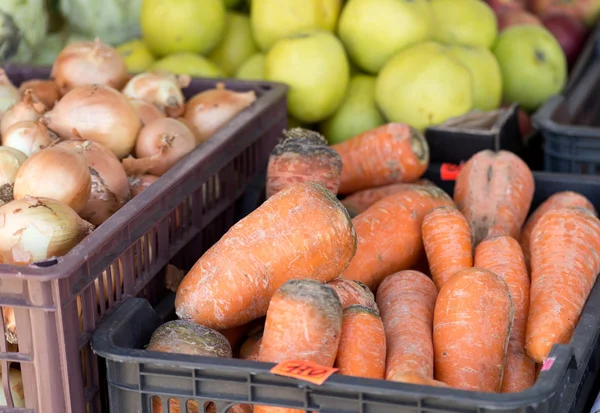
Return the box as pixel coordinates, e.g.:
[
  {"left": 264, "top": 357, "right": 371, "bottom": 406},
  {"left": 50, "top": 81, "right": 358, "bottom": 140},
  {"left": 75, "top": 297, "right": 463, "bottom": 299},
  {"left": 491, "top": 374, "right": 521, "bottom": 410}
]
[
  {"left": 122, "top": 71, "right": 190, "bottom": 118},
  {"left": 0, "top": 69, "right": 22, "bottom": 117},
  {"left": 129, "top": 174, "right": 159, "bottom": 198},
  {"left": 0, "top": 196, "right": 93, "bottom": 264},
  {"left": 57, "top": 139, "right": 130, "bottom": 226},
  {"left": 0, "top": 90, "right": 47, "bottom": 136},
  {"left": 1, "top": 120, "right": 56, "bottom": 157},
  {"left": 0, "top": 147, "right": 27, "bottom": 204},
  {"left": 13, "top": 145, "right": 92, "bottom": 213},
  {"left": 183, "top": 82, "right": 257, "bottom": 144},
  {"left": 41, "top": 84, "right": 141, "bottom": 159},
  {"left": 122, "top": 118, "right": 196, "bottom": 176},
  {"left": 19, "top": 79, "right": 61, "bottom": 110},
  {"left": 130, "top": 98, "right": 166, "bottom": 126},
  {"left": 51, "top": 38, "right": 129, "bottom": 95}
]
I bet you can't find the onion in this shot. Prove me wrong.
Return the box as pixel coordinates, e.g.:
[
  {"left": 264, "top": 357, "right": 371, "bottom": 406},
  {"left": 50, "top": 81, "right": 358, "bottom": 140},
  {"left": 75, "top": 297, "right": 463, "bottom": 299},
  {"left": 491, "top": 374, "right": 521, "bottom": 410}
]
[
  {"left": 0, "top": 90, "right": 47, "bottom": 136},
  {"left": 122, "top": 118, "right": 196, "bottom": 176},
  {"left": 51, "top": 37, "right": 129, "bottom": 95},
  {"left": 0, "top": 69, "right": 20, "bottom": 117},
  {"left": 183, "top": 82, "right": 257, "bottom": 145},
  {"left": 122, "top": 71, "right": 191, "bottom": 117},
  {"left": 0, "top": 196, "right": 93, "bottom": 264},
  {"left": 57, "top": 139, "right": 130, "bottom": 226},
  {"left": 2, "top": 120, "right": 56, "bottom": 157},
  {"left": 41, "top": 84, "right": 141, "bottom": 159},
  {"left": 19, "top": 79, "right": 61, "bottom": 110},
  {"left": 13, "top": 145, "right": 92, "bottom": 213},
  {"left": 130, "top": 98, "right": 166, "bottom": 126},
  {"left": 2, "top": 306, "right": 16, "bottom": 345},
  {"left": 129, "top": 174, "right": 159, "bottom": 198},
  {"left": 0, "top": 368, "right": 25, "bottom": 407},
  {"left": 0, "top": 147, "right": 27, "bottom": 204}
]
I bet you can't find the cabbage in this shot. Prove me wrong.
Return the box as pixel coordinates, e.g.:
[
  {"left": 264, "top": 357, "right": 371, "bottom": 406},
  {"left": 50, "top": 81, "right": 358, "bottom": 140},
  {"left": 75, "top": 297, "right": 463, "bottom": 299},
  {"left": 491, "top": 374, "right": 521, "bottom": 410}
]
[
  {"left": 59, "top": 0, "right": 142, "bottom": 46},
  {"left": 0, "top": 0, "right": 48, "bottom": 52}
]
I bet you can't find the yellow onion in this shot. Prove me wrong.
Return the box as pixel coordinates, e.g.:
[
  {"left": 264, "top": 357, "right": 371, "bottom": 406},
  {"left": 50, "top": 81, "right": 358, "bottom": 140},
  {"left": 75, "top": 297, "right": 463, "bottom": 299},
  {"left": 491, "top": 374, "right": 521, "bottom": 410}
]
[
  {"left": 57, "top": 139, "right": 130, "bottom": 226},
  {"left": 129, "top": 98, "right": 166, "bottom": 126},
  {"left": 122, "top": 71, "right": 190, "bottom": 117},
  {"left": 0, "top": 196, "right": 93, "bottom": 264},
  {"left": 0, "top": 90, "right": 47, "bottom": 136},
  {"left": 13, "top": 145, "right": 92, "bottom": 213},
  {"left": 0, "top": 147, "right": 27, "bottom": 204},
  {"left": 51, "top": 38, "right": 129, "bottom": 95},
  {"left": 122, "top": 118, "right": 196, "bottom": 176},
  {"left": 19, "top": 79, "right": 61, "bottom": 110},
  {"left": 2, "top": 120, "right": 56, "bottom": 157},
  {"left": 183, "top": 82, "right": 256, "bottom": 145},
  {"left": 2, "top": 306, "right": 16, "bottom": 345},
  {"left": 0, "top": 70, "right": 20, "bottom": 117},
  {"left": 41, "top": 84, "right": 141, "bottom": 159},
  {"left": 129, "top": 174, "right": 159, "bottom": 198}
]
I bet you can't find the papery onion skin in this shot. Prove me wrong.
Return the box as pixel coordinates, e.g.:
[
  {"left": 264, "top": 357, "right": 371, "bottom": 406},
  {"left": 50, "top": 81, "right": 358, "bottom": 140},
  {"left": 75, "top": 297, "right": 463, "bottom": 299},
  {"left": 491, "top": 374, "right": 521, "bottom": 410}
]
[
  {"left": 41, "top": 84, "right": 141, "bottom": 159},
  {"left": 183, "top": 82, "right": 256, "bottom": 144},
  {"left": 129, "top": 174, "right": 159, "bottom": 198},
  {"left": 57, "top": 139, "right": 131, "bottom": 226},
  {"left": 0, "top": 147, "right": 28, "bottom": 204},
  {"left": 130, "top": 98, "right": 166, "bottom": 126},
  {"left": 13, "top": 145, "right": 92, "bottom": 213},
  {"left": 51, "top": 38, "right": 129, "bottom": 95},
  {"left": 122, "top": 118, "right": 196, "bottom": 176},
  {"left": 2, "top": 120, "right": 56, "bottom": 157},
  {"left": 0, "top": 69, "right": 21, "bottom": 116},
  {"left": 122, "top": 71, "right": 190, "bottom": 117},
  {"left": 19, "top": 79, "right": 61, "bottom": 110},
  {"left": 0, "top": 196, "right": 94, "bottom": 264},
  {"left": 0, "top": 90, "right": 47, "bottom": 136}
]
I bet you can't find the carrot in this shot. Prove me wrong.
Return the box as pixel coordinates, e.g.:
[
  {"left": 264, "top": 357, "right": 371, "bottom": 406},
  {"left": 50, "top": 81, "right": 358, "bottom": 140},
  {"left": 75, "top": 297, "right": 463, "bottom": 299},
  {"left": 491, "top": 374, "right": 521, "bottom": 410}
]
[
  {"left": 243, "top": 336, "right": 262, "bottom": 361},
  {"left": 334, "top": 305, "right": 386, "bottom": 379},
  {"left": 175, "top": 182, "right": 357, "bottom": 330},
  {"left": 341, "top": 179, "right": 435, "bottom": 217},
  {"left": 255, "top": 279, "right": 342, "bottom": 413},
  {"left": 433, "top": 267, "right": 514, "bottom": 392},
  {"left": 422, "top": 206, "right": 473, "bottom": 290},
  {"left": 341, "top": 186, "right": 454, "bottom": 290},
  {"left": 332, "top": 123, "right": 429, "bottom": 195},
  {"left": 327, "top": 278, "right": 378, "bottom": 313},
  {"left": 266, "top": 128, "right": 342, "bottom": 198},
  {"left": 519, "top": 191, "right": 596, "bottom": 270},
  {"left": 453, "top": 150, "right": 534, "bottom": 248},
  {"left": 411, "top": 254, "right": 432, "bottom": 277},
  {"left": 239, "top": 330, "right": 263, "bottom": 360},
  {"left": 389, "top": 372, "right": 448, "bottom": 387},
  {"left": 474, "top": 235, "right": 535, "bottom": 393},
  {"left": 218, "top": 317, "right": 265, "bottom": 357},
  {"left": 526, "top": 207, "right": 600, "bottom": 363},
  {"left": 376, "top": 270, "right": 437, "bottom": 382}
]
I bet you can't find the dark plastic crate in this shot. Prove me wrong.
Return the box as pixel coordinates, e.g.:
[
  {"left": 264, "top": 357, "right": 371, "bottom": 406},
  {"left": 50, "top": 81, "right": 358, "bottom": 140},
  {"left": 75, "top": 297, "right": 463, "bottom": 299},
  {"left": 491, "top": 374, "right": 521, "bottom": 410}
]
[
  {"left": 0, "top": 64, "right": 287, "bottom": 413},
  {"left": 93, "top": 170, "right": 600, "bottom": 413}
]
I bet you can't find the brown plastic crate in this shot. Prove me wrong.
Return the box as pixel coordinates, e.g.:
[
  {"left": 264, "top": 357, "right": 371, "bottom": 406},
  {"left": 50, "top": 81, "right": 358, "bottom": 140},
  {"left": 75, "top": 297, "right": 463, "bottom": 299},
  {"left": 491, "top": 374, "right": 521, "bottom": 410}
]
[{"left": 0, "top": 64, "right": 287, "bottom": 413}]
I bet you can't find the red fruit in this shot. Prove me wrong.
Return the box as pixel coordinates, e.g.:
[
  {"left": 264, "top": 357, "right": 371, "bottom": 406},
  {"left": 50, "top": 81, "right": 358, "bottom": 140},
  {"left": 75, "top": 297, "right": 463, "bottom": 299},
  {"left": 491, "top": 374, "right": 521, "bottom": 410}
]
[
  {"left": 517, "top": 109, "right": 533, "bottom": 137},
  {"left": 497, "top": 8, "right": 543, "bottom": 31},
  {"left": 486, "top": 0, "right": 526, "bottom": 14},
  {"left": 541, "top": 13, "right": 589, "bottom": 68},
  {"left": 529, "top": 0, "right": 600, "bottom": 27}
]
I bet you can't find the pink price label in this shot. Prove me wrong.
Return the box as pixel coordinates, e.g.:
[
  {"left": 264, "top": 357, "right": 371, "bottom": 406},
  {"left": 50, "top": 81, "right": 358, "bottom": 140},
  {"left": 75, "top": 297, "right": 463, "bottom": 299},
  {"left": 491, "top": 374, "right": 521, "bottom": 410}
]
[{"left": 541, "top": 357, "right": 556, "bottom": 371}]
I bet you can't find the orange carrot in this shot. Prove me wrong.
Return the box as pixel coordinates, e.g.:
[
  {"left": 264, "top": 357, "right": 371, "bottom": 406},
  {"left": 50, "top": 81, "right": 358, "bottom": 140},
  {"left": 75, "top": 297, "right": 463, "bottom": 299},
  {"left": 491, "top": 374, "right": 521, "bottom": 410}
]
[
  {"left": 341, "top": 179, "right": 435, "bottom": 217},
  {"left": 526, "top": 207, "right": 600, "bottom": 363},
  {"left": 219, "top": 317, "right": 265, "bottom": 357},
  {"left": 519, "top": 191, "right": 596, "bottom": 270},
  {"left": 332, "top": 123, "right": 429, "bottom": 195},
  {"left": 422, "top": 206, "right": 473, "bottom": 290},
  {"left": 266, "top": 128, "right": 342, "bottom": 198},
  {"left": 411, "top": 254, "right": 432, "bottom": 277},
  {"left": 334, "top": 305, "right": 386, "bottom": 379},
  {"left": 175, "top": 182, "right": 357, "bottom": 330},
  {"left": 433, "top": 267, "right": 514, "bottom": 392},
  {"left": 376, "top": 270, "right": 437, "bottom": 382},
  {"left": 327, "top": 278, "right": 378, "bottom": 313},
  {"left": 389, "top": 372, "right": 448, "bottom": 387},
  {"left": 454, "top": 150, "right": 534, "bottom": 247},
  {"left": 255, "top": 279, "right": 342, "bottom": 413},
  {"left": 475, "top": 235, "right": 535, "bottom": 393},
  {"left": 243, "top": 336, "right": 262, "bottom": 361},
  {"left": 341, "top": 186, "right": 454, "bottom": 291},
  {"left": 239, "top": 330, "right": 263, "bottom": 360}
]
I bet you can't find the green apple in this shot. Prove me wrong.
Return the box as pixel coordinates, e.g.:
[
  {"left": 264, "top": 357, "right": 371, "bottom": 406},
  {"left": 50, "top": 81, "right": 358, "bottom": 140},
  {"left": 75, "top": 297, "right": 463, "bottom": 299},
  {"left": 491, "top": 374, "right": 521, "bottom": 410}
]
[
  {"left": 265, "top": 30, "right": 350, "bottom": 124},
  {"left": 251, "top": 0, "right": 341, "bottom": 52},
  {"left": 209, "top": 12, "right": 259, "bottom": 76},
  {"left": 235, "top": 53, "right": 265, "bottom": 80},
  {"left": 449, "top": 45, "right": 503, "bottom": 111},
  {"left": 338, "top": 0, "right": 434, "bottom": 74},
  {"left": 376, "top": 41, "right": 473, "bottom": 130},
  {"left": 493, "top": 25, "right": 567, "bottom": 111},
  {"left": 431, "top": 0, "right": 498, "bottom": 49},
  {"left": 321, "top": 75, "right": 385, "bottom": 145}
]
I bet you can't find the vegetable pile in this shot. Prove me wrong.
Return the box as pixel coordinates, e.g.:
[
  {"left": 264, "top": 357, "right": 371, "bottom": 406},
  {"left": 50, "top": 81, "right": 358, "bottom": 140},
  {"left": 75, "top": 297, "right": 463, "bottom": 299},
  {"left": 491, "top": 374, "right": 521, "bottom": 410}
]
[{"left": 150, "top": 124, "right": 600, "bottom": 404}]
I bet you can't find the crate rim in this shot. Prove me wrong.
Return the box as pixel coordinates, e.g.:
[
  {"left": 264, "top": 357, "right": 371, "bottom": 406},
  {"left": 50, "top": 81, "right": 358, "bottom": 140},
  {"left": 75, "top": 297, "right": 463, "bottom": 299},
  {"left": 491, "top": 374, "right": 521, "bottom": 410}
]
[
  {"left": 0, "top": 64, "right": 289, "bottom": 281},
  {"left": 531, "top": 95, "right": 600, "bottom": 138}
]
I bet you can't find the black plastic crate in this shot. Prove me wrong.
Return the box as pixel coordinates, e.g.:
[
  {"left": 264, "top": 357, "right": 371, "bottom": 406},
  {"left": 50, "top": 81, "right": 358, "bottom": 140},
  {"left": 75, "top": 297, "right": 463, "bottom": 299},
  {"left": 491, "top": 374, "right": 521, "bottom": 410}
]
[{"left": 93, "top": 171, "right": 600, "bottom": 413}]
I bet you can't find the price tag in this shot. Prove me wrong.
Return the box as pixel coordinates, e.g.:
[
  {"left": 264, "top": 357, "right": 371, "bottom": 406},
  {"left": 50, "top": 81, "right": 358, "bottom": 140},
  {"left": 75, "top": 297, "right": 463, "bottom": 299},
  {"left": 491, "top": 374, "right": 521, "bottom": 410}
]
[
  {"left": 270, "top": 360, "right": 338, "bottom": 385},
  {"left": 440, "top": 163, "right": 464, "bottom": 181},
  {"left": 541, "top": 357, "right": 555, "bottom": 372}
]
